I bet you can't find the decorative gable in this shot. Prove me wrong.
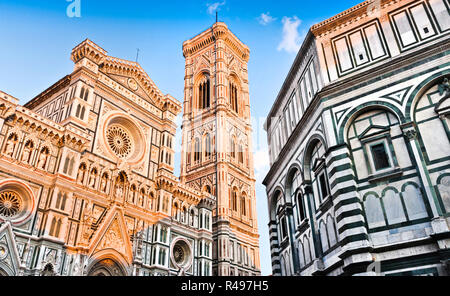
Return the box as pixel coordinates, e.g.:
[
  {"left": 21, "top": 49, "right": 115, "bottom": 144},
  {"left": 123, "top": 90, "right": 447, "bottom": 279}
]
[
  {"left": 89, "top": 208, "right": 133, "bottom": 263},
  {"left": 0, "top": 222, "right": 22, "bottom": 276}
]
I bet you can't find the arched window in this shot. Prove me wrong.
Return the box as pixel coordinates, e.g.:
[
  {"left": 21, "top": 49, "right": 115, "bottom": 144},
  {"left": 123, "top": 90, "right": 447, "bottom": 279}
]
[
  {"left": 56, "top": 192, "right": 62, "bottom": 209},
  {"left": 190, "top": 209, "right": 195, "bottom": 226},
  {"left": 364, "top": 193, "right": 386, "bottom": 229},
  {"left": 303, "top": 236, "right": 312, "bottom": 265},
  {"left": 297, "top": 193, "right": 306, "bottom": 222},
  {"left": 75, "top": 104, "right": 81, "bottom": 117},
  {"left": 198, "top": 75, "right": 211, "bottom": 110},
  {"left": 80, "top": 87, "right": 89, "bottom": 101},
  {"left": 238, "top": 143, "right": 244, "bottom": 164},
  {"left": 50, "top": 217, "right": 61, "bottom": 237},
  {"left": 61, "top": 194, "right": 68, "bottom": 211},
  {"left": 194, "top": 138, "right": 201, "bottom": 163},
  {"left": 326, "top": 215, "right": 338, "bottom": 247},
  {"left": 307, "top": 141, "right": 329, "bottom": 207},
  {"left": 205, "top": 134, "right": 212, "bottom": 159},
  {"left": 241, "top": 194, "right": 247, "bottom": 216},
  {"left": 182, "top": 207, "right": 187, "bottom": 224},
  {"left": 319, "top": 221, "right": 329, "bottom": 252},
  {"left": 231, "top": 188, "right": 238, "bottom": 212},
  {"left": 229, "top": 80, "right": 239, "bottom": 114},
  {"left": 298, "top": 242, "right": 305, "bottom": 268},
  {"left": 55, "top": 219, "right": 62, "bottom": 237},
  {"left": 230, "top": 137, "right": 236, "bottom": 159},
  {"left": 80, "top": 106, "right": 86, "bottom": 120}
]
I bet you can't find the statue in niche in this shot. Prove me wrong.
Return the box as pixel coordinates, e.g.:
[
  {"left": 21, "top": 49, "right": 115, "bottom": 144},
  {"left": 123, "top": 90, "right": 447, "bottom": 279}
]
[
  {"left": 77, "top": 164, "right": 86, "bottom": 184},
  {"left": 139, "top": 190, "right": 145, "bottom": 207},
  {"left": 79, "top": 202, "right": 94, "bottom": 246},
  {"left": 38, "top": 148, "right": 49, "bottom": 169},
  {"left": 88, "top": 169, "right": 97, "bottom": 188},
  {"left": 100, "top": 174, "right": 108, "bottom": 192},
  {"left": 4, "top": 134, "right": 17, "bottom": 157},
  {"left": 129, "top": 186, "right": 137, "bottom": 203},
  {"left": 115, "top": 182, "right": 124, "bottom": 199},
  {"left": 21, "top": 141, "right": 33, "bottom": 163}
]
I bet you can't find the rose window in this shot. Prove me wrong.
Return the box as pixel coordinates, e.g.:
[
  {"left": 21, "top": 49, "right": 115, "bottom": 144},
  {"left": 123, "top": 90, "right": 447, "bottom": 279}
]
[
  {"left": 171, "top": 239, "right": 192, "bottom": 269},
  {"left": 0, "top": 191, "right": 22, "bottom": 218},
  {"left": 106, "top": 125, "right": 132, "bottom": 158},
  {"left": 173, "top": 245, "right": 185, "bottom": 265}
]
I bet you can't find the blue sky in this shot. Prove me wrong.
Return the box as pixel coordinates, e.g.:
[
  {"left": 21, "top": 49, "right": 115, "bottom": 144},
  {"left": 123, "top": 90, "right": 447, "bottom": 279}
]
[{"left": 0, "top": 0, "right": 361, "bottom": 275}]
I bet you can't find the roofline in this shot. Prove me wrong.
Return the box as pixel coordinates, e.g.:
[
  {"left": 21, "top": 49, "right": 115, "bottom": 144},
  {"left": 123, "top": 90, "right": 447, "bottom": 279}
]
[
  {"left": 24, "top": 75, "right": 72, "bottom": 110},
  {"left": 264, "top": 30, "right": 315, "bottom": 130}
]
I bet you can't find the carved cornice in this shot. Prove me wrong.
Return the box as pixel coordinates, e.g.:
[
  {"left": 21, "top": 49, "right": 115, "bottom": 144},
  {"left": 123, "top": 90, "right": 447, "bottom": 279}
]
[
  {"left": 24, "top": 76, "right": 71, "bottom": 110},
  {"left": 0, "top": 95, "right": 90, "bottom": 151},
  {"left": 182, "top": 22, "right": 250, "bottom": 62},
  {"left": 311, "top": 0, "right": 397, "bottom": 37}
]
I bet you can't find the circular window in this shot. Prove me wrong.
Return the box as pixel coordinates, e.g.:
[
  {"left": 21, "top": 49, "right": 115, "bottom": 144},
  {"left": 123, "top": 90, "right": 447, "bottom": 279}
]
[
  {"left": 0, "top": 191, "right": 22, "bottom": 219},
  {"left": 103, "top": 114, "right": 146, "bottom": 163},
  {"left": 0, "top": 181, "right": 35, "bottom": 225},
  {"left": 171, "top": 239, "right": 192, "bottom": 270},
  {"left": 106, "top": 125, "right": 132, "bottom": 159},
  {"left": 173, "top": 245, "right": 185, "bottom": 265}
]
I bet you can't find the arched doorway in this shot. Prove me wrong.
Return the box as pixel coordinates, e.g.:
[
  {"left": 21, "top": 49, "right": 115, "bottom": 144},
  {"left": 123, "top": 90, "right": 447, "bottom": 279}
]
[{"left": 87, "top": 258, "right": 126, "bottom": 276}]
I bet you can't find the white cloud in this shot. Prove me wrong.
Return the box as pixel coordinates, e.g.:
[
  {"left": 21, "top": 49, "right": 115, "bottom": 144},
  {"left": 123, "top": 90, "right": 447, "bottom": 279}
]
[
  {"left": 253, "top": 149, "right": 270, "bottom": 182},
  {"left": 258, "top": 12, "right": 276, "bottom": 26},
  {"left": 277, "top": 16, "right": 303, "bottom": 54},
  {"left": 207, "top": 1, "right": 226, "bottom": 15}
]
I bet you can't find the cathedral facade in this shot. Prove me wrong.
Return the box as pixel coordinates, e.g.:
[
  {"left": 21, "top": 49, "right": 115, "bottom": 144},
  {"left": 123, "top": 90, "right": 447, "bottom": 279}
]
[
  {"left": 264, "top": 0, "right": 450, "bottom": 276},
  {"left": 0, "top": 38, "right": 216, "bottom": 276}
]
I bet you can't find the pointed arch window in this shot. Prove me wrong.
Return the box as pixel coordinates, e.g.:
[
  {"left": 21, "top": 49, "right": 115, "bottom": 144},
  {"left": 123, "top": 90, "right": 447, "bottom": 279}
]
[
  {"left": 194, "top": 138, "right": 201, "bottom": 163},
  {"left": 230, "top": 137, "right": 236, "bottom": 159},
  {"left": 238, "top": 143, "right": 244, "bottom": 164},
  {"left": 198, "top": 76, "right": 211, "bottom": 110},
  {"left": 205, "top": 134, "right": 212, "bottom": 159},
  {"left": 231, "top": 188, "right": 238, "bottom": 212},
  {"left": 79, "top": 87, "right": 89, "bottom": 101},
  {"left": 241, "top": 194, "right": 247, "bottom": 217},
  {"left": 229, "top": 81, "right": 239, "bottom": 114}
]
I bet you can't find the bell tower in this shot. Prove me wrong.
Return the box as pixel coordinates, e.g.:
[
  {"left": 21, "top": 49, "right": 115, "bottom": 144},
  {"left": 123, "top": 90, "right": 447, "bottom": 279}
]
[{"left": 181, "top": 22, "right": 261, "bottom": 276}]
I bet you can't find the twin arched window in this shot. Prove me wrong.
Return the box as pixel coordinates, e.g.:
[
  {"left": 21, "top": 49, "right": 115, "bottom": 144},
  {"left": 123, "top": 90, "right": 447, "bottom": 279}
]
[
  {"left": 75, "top": 104, "right": 86, "bottom": 120},
  {"left": 49, "top": 217, "right": 62, "bottom": 238},
  {"left": 194, "top": 138, "right": 201, "bottom": 162},
  {"left": 231, "top": 188, "right": 238, "bottom": 212},
  {"left": 79, "top": 86, "right": 89, "bottom": 101},
  {"left": 198, "top": 76, "right": 211, "bottom": 110},
  {"left": 230, "top": 188, "right": 249, "bottom": 218},
  {"left": 192, "top": 134, "right": 214, "bottom": 164},
  {"left": 229, "top": 81, "right": 239, "bottom": 113},
  {"left": 63, "top": 155, "right": 75, "bottom": 176}
]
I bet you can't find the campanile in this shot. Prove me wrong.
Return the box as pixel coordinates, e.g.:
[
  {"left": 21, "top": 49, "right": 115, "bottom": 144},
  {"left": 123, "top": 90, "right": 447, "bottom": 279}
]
[{"left": 181, "top": 22, "right": 261, "bottom": 276}]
